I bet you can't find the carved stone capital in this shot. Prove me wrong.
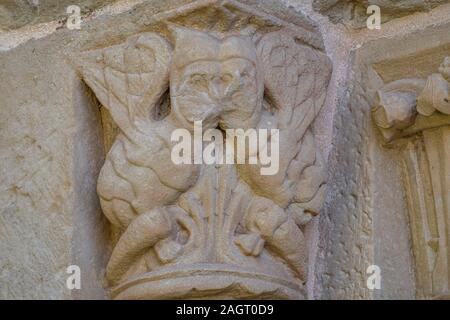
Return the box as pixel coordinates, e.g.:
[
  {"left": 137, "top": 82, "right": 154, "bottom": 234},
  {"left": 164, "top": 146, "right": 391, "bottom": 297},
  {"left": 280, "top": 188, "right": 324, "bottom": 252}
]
[{"left": 76, "top": 0, "right": 332, "bottom": 300}]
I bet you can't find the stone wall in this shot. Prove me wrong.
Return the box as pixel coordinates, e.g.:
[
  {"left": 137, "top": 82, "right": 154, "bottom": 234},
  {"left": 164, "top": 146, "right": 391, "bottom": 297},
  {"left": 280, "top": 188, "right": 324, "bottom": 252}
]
[{"left": 1, "top": 0, "right": 449, "bottom": 299}]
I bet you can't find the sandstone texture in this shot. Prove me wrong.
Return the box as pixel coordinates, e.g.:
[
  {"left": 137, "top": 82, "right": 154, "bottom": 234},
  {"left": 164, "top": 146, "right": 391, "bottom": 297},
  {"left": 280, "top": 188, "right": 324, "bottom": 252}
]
[
  {"left": 77, "top": 1, "right": 330, "bottom": 300},
  {"left": 0, "top": 0, "right": 449, "bottom": 300},
  {"left": 0, "top": 0, "right": 118, "bottom": 31}
]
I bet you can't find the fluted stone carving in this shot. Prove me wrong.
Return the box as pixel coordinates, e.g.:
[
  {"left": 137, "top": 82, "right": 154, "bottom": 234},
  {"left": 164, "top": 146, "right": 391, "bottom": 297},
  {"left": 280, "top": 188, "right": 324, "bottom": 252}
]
[
  {"left": 77, "top": 1, "right": 331, "bottom": 299},
  {"left": 373, "top": 57, "right": 450, "bottom": 299}
]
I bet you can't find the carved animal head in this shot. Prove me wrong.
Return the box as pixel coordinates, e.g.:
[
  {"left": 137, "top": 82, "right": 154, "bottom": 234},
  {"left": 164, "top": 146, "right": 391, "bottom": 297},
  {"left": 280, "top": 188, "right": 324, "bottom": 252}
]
[{"left": 169, "top": 26, "right": 263, "bottom": 131}]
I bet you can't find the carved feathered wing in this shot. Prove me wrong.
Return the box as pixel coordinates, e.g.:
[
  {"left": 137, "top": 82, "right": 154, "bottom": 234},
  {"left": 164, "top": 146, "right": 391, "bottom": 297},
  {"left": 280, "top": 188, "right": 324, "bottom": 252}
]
[
  {"left": 240, "top": 29, "right": 331, "bottom": 221},
  {"left": 78, "top": 33, "right": 172, "bottom": 138}
]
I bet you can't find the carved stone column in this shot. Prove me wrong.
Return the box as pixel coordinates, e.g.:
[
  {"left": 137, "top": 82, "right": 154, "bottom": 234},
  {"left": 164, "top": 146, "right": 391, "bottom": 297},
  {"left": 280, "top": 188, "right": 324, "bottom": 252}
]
[
  {"left": 75, "top": 0, "right": 332, "bottom": 299},
  {"left": 373, "top": 57, "right": 450, "bottom": 299}
]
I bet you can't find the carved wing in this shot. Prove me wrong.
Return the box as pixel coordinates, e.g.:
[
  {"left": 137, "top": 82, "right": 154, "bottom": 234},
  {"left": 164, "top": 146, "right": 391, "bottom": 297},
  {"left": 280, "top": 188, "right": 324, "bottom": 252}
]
[
  {"left": 239, "top": 29, "right": 331, "bottom": 221},
  {"left": 78, "top": 33, "right": 172, "bottom": 138}
]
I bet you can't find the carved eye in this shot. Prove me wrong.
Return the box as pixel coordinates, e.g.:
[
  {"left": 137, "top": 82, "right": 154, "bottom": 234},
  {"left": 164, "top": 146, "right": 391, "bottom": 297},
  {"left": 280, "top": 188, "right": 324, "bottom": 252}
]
[{"left": 189, "top": 73, "right": 208, "bottom": 90}]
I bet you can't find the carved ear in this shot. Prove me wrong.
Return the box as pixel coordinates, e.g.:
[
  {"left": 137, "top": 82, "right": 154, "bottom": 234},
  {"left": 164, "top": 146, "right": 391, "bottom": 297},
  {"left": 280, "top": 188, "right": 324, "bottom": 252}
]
[
  {"left": 77, "top": 33, "right": 172, "bottom": 136},
  {"left": 257, "top": 30, "right": 331, "bottom": 134}
]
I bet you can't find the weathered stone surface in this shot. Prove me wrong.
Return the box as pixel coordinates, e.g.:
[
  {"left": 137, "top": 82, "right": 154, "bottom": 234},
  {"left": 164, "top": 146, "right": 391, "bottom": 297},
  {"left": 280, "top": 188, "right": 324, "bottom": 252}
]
[
  {"left": 76, "top": 1, "right": 331, "bottom": 299},
  {"left": 373, "top": 57, "right": 450, "bottom": 299},
  {"left": 312, "top": 0, "right": 450, "bottom": 28},
  {"left": 0, "top": 0, "right": 117, "bottom": 31}
]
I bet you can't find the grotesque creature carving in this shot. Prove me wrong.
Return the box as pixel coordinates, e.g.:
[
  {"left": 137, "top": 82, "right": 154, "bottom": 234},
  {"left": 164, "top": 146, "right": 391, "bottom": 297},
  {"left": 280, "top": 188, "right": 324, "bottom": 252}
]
[
  {"left": 79, "top": 25, "right": 331, "bottom": 299},
  {"left": 373, "top": 57, "right": 450, "bottom": 298}
]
